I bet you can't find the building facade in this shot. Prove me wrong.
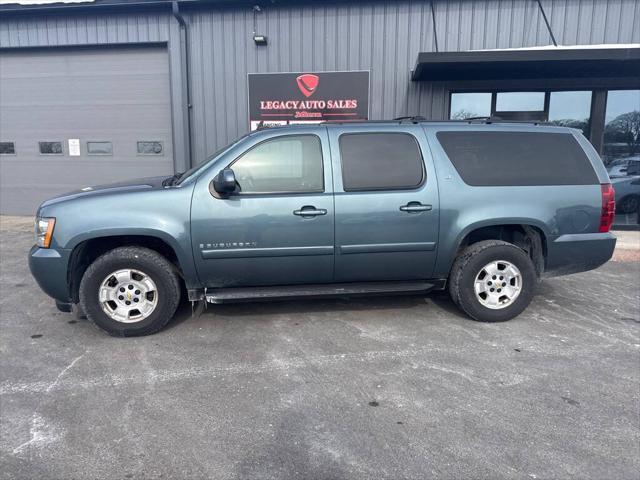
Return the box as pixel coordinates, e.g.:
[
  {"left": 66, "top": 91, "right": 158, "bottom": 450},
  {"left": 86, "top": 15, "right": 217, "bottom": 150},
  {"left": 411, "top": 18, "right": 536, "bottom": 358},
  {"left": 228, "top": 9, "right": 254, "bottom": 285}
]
[{"left": 0, "top": 0, "right": 639, "bottom": 217}]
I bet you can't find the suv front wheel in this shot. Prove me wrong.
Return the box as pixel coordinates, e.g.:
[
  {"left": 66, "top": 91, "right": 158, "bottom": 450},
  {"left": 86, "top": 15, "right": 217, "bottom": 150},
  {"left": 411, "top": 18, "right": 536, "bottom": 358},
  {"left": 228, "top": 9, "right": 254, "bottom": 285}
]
[
  {"left": 449, "top": 240, "right": 537, "bottom": 322},
  {"left": 79, "top": 247, "right": 181, "bottom": 336}
]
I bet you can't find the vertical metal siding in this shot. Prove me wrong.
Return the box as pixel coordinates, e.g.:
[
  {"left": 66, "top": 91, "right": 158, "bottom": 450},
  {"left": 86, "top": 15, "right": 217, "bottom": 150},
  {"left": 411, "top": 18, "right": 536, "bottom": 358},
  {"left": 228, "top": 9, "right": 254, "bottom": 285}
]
[
  {"left": 184, "top": 0, "right": 638, "bottom": 160},
  {"left": 185, "top": 1, "right": 441, "bottom": 160},
  {"left": 1, "top": 0, "right": 638, "bottom": 160},
  {"left": 0, "top": 12, "right": 171, "bottom": 47}
]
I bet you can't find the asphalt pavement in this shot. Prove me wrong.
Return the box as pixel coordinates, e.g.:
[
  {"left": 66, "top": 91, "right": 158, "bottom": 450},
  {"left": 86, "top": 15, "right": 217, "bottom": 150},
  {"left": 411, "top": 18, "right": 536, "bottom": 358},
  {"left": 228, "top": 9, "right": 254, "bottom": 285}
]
[{"left": 1, "top": 216, "right": 639, "bottom": 480}]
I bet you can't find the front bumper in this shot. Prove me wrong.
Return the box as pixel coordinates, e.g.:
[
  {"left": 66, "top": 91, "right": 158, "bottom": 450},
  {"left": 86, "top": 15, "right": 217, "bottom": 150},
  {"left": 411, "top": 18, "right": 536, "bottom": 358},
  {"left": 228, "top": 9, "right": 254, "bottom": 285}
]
[
  {"left": 28, "top": 245, "right": 72, "bottom": 303},
  {"left": 545, "top": 232, "right": 617, "bottom": 277}
]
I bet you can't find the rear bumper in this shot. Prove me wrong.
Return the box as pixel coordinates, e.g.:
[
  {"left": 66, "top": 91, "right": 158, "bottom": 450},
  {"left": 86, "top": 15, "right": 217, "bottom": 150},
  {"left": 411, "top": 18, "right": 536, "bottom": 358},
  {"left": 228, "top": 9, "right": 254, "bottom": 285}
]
[
  {"left": 28, "top": 245, "right": 72, "bottom": 303},
  {"left": 544, "top": 232, "right": 616, "bottom": 277}
]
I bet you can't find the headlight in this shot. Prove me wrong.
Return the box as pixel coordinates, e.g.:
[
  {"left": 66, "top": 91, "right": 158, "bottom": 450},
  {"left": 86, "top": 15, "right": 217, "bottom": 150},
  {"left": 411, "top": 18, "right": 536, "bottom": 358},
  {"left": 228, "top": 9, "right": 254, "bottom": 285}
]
[{"left": 35, "top": 217, "right": 56, "bottom": 248}]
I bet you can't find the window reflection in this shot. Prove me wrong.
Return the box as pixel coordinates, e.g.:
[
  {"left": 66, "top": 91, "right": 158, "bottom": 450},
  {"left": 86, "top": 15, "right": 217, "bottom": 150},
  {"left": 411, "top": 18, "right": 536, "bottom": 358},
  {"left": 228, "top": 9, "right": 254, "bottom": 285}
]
[
  {"left": 231, "top": 135, "right": 323, "bottom": 193},
  {"left": 604, "top": 90, "right": 640, "bottom": 221},
  {"left": 450, "top": 93, "right": 491, "bottom": 119},
  {"left": 604, "top": 90, "right": 640, "bottom": 168},
  {"left": 495, "top": 92, "right": 545, "bottom": 112},
  {"left": 548, "top": 91, "right": 592, "bottom": 137},
  {"left": 450, "top": 91, "right": 593, "bottom": 135}
]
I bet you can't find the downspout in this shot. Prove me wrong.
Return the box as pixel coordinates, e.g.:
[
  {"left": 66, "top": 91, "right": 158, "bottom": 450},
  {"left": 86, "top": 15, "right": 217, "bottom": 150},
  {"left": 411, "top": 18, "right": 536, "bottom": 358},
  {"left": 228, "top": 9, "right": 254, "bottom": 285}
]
[{"left": 172, "top": 1, "right": 193, "bottom": 169}]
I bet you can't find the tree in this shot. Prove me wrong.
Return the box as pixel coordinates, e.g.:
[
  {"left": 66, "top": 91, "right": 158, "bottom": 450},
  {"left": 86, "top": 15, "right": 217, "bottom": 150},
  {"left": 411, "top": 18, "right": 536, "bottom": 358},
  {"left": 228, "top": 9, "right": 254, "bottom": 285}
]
[
  {"left": 605, "top": 111, "right": 640, "bottom": 156},
  {"left": 451, "top": 109, "right": 481, "bottom": 120},
  {"left": 547, "top": 118, "right": 589, "bottom": 136}
]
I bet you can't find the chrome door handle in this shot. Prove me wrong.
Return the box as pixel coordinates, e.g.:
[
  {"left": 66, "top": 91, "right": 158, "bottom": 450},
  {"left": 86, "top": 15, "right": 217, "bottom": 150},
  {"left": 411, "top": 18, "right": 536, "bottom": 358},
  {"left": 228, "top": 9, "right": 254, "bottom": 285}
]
[
  {"left": 293, "top": 206, "right": 327, "bottom": 217},
  {"left": 399, "top": 202, "right": 432, "bottom": 213}
]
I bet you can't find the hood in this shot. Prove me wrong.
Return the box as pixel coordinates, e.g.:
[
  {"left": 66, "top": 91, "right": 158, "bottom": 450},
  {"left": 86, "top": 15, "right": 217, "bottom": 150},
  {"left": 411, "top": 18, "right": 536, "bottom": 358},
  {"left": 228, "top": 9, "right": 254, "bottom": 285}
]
[{"left": 39, "top": 176, "right": 169, "bottom": 209}]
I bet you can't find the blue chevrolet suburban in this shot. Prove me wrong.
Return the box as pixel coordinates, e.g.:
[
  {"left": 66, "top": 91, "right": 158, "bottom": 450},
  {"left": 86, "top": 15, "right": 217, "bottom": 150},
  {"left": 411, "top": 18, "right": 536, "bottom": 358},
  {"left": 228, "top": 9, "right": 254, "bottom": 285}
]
[{"left": 29, "top": 120, "right": 617, "bottom": 336}]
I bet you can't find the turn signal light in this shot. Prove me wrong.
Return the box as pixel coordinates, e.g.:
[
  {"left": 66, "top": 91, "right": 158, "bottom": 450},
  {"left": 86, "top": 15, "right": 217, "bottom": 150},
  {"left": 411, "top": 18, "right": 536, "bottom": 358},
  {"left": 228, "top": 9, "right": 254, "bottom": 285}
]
[
  {"left": 35, "top": 217, "right": 56, "bottom": 248},
  {"left": 599, "top": 184, "right": 615, "bottom": 233}
]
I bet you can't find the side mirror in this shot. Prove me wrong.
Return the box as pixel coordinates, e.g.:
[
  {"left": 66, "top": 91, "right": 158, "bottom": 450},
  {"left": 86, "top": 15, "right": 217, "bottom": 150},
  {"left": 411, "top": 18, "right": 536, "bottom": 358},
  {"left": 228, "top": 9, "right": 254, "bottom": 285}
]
[{"left": 212, "top": 168, "right": 237, "bottom": 196}]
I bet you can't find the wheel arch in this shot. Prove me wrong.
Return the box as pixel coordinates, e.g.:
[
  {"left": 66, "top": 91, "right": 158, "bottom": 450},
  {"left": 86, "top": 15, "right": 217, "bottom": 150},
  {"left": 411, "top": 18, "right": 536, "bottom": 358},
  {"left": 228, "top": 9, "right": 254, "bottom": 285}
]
[
  {"left": 450, "top": 221, "right": 548, "bottom": 278},
  {"left": 67, "top": 233, "right": 187, "bottom": 304}
]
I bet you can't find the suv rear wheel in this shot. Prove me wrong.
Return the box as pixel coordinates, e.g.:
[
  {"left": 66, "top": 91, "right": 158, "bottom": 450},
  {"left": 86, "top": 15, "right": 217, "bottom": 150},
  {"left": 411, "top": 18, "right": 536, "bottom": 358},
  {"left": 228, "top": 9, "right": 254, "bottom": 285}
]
[
  {"left": 449, "top": 240, "right": 537, "bottom": 322},
  {"left": 79, "top": 247, "right": 181, "bottom": 336}
]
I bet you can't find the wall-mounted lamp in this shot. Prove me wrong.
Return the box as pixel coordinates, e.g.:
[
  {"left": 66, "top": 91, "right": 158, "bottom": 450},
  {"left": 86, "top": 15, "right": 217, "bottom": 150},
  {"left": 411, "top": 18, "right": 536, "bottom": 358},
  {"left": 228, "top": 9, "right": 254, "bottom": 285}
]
[
  {"left": 253, "top": 34, "right": 268, "bottom": 46},
  {"left": 252, "top": 5, "right": 267, "bottom": 46}
]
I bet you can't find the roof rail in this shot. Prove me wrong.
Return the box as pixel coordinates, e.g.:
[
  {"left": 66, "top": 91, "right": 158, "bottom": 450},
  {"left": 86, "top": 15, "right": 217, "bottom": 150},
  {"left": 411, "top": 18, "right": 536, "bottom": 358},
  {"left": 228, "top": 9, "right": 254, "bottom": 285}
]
[
  {"left": 285, "top": 118, "right": 550, "bottom": 126},
  {"left": 393, "top": 116, "right": 427, "bottom": 122},
  {"left": 464, "top": 116, "right": 546, "bottom": 125},
  {"left": 321, "top": 117, "right": 427, "bottom": 125}
]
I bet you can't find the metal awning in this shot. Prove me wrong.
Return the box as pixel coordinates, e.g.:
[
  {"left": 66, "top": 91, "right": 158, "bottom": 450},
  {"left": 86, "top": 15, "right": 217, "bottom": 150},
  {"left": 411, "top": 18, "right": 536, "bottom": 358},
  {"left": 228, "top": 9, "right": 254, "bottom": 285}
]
[{"left": 411, "top": 46, "right": 640, "bottom": 81}]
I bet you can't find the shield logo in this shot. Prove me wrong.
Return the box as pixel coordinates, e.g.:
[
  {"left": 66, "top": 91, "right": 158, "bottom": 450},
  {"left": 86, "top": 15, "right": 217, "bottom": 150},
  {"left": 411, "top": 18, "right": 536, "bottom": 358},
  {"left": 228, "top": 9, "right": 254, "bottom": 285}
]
[{"left": 296, "top": 74, "right": 319, "bottom": 97}]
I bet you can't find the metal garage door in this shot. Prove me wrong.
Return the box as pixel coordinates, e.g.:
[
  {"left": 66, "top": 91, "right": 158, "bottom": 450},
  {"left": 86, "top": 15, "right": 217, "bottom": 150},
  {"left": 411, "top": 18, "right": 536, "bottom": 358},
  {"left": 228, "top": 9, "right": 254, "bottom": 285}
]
[{"left": 0, "top": 46, "right": 174, "bottom": 215}]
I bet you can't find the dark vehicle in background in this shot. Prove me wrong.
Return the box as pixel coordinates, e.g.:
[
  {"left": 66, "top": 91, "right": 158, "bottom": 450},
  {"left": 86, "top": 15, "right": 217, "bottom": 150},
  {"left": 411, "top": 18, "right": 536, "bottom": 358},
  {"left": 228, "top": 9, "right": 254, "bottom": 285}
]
[
  {"left": 607, "top": 158, "right": 640, "bottom": 214},
  {"left": 29, "top": 121, "right": 616, "bottom": 336}
]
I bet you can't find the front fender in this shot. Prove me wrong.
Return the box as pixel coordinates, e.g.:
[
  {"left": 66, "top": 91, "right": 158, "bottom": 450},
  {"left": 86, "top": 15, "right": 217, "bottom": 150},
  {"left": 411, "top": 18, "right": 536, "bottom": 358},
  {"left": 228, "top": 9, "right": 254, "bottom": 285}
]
[{"left": 39, "top": 186, "right": 199, "bottom": 289}]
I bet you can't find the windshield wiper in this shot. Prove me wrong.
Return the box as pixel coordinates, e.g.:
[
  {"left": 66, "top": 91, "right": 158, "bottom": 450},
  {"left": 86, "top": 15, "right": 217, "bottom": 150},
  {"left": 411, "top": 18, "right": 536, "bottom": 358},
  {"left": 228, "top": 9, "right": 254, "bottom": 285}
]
[{"left": 162, "top": 172, "right": 184, "bottom": 187}]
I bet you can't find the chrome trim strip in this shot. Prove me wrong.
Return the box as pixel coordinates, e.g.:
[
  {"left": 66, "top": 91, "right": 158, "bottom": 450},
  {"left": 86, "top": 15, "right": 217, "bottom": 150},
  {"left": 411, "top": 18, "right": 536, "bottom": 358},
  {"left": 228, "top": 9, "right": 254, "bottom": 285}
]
[
  {"left": 202, "top": 246, "right": 334, "bottom": 259},
  {"left": 339, "top": 242, "right": 436, "bottom": 254}
]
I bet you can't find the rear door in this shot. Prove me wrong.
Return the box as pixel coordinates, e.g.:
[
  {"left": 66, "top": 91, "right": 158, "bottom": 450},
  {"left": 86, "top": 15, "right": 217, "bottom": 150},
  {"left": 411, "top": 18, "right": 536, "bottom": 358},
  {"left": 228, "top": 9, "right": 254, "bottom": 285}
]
[{"left": 327, "top": 124, "right": 440, "bottom": 282}]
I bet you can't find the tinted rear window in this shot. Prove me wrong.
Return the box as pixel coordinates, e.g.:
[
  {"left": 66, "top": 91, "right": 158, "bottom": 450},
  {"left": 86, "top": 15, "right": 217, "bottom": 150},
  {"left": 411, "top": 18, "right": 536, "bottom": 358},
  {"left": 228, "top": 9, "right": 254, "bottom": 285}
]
[
  {"left": 339, "top": 133, "right": 424, "bottom": 191},
  {"left": 436, "top": 131, "right": 598, "bottom": 186}
]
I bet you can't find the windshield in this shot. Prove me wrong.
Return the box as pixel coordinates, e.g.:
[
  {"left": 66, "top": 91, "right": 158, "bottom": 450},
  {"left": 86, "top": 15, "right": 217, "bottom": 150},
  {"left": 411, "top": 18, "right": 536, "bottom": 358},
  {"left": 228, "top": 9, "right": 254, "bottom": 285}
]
[{"left": 176, "top": 133, "right": 251, "bottom": 185}]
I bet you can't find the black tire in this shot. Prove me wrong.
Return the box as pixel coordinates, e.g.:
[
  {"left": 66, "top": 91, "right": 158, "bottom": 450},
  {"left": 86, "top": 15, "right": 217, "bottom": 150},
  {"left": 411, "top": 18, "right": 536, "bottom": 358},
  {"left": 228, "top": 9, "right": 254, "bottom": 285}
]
[
  {"left": 617, "top": 195, "right": 639, "bottom": 214},
  {"left": 448, "top": 240, "right": 537, "bottom": 322},
  {"left": 79, "top": 247, "right": 181, "bottom": 336}
]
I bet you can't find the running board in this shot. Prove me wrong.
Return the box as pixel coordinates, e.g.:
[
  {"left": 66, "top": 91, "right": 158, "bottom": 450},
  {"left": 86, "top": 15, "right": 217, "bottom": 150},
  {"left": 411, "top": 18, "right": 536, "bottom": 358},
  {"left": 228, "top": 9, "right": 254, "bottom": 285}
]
[{"left": 205, "top": 281, "right": 435, "bottom": 304}]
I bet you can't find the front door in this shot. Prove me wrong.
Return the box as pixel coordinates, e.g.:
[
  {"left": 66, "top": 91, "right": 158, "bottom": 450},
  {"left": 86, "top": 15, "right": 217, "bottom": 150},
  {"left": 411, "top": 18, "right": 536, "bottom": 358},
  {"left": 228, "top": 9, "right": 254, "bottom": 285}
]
[
  {"left": 327, "top": 125, "right": 440, "bottom": 282},
  {"left": 190, "top": 130, "right": 334, "bottom": 287}
]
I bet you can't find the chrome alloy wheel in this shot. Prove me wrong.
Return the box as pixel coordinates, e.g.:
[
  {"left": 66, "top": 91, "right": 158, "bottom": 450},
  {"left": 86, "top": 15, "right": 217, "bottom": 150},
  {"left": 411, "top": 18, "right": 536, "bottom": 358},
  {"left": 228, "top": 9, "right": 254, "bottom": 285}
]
[
  {"left": 474, "top": 260, "right": 522, "bottom": 310},
  {"left": 99, "top": 269, "right": 158, "bottom": 323}
]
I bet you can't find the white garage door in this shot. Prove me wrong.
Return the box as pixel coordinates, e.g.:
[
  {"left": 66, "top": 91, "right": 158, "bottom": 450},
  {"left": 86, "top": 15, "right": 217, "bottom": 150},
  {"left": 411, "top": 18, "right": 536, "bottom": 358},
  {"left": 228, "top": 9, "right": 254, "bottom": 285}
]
[{"left": 0, "top": 46, "right": 174, "bottom": 215}]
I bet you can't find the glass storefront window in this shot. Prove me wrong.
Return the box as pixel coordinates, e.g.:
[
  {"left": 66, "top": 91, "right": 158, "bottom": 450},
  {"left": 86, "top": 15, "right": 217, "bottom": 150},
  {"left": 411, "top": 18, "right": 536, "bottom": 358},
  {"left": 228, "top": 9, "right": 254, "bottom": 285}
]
[
  {"left": 495, "top": 92, "right": 545, "bottom": 112},
  {"left": 450, "top": 91, "right": 592, "bottom": 135},
  {"left": 603, "top": 90, "right": 640, "bottom": 167},
  {"left": 450, "top": 93, "right": 491, "bottom": 119},
  {"left": 548, "top": 91, "right": 592, "bottom": 137},
  {"left": 604, "top": 90, "right": 640, "bottom": 220}
]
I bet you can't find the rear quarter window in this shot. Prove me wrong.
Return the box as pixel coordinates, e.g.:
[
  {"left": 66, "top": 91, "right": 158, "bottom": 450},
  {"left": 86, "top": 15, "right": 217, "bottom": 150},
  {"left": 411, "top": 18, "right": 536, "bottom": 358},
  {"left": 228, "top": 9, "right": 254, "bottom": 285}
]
[{"left": 436, "top": 131, "right": 599, "bottom": 186}]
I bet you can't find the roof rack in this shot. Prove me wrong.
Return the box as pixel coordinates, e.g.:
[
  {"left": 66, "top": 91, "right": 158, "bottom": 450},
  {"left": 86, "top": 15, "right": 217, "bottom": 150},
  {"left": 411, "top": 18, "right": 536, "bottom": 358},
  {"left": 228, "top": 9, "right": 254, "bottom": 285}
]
[
  {"left": 393, "top": 116, "right": 427, "bottom": 122},
  {"left": 261, "top": 118, "right": 549, "bottom": 127},
  {"left": 321, "top": 116, "right": 428, "bottom": 125},
  {"left": 321, "top": 117, "right": 547, "bottom": 126},
  {"left": 463, "top": 116, "right": 546, "bottom": 125}
]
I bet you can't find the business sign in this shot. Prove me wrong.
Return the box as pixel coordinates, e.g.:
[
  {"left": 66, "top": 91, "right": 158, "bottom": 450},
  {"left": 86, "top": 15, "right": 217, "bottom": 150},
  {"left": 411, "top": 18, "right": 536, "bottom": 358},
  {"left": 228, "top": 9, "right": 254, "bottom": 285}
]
[{"left": 248, "top": 71, "right": 369, "bottom": 130}]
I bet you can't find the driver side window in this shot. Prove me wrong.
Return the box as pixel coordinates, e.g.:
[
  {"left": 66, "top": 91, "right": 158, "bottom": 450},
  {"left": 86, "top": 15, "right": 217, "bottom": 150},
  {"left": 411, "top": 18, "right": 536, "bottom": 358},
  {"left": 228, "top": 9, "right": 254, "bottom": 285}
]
[{"left": 231, "top": 135, "right": 324, "bottom": 194}]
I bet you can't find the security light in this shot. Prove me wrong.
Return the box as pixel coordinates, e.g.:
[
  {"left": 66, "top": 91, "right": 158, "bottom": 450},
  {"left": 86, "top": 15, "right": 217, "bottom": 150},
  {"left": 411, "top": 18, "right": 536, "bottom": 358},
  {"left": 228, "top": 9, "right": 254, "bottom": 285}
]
[{"left": 253, "top": 34, "right": 268, "bottom": 46}]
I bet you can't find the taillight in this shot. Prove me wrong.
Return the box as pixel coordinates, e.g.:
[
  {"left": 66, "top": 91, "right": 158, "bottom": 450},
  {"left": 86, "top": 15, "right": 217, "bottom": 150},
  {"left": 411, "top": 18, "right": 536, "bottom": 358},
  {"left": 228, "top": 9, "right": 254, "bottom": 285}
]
[{"left": 599, "top": 183, "right": 615, "bottom": 233}]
